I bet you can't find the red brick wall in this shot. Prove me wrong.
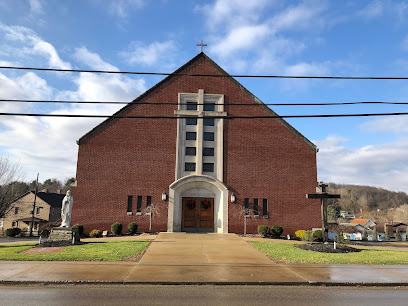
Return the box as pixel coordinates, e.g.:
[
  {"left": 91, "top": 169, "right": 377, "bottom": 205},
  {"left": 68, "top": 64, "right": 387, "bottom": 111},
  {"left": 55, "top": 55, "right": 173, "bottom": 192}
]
[{"left": 71, "top": 55, "right": 320, "bottom": 235}]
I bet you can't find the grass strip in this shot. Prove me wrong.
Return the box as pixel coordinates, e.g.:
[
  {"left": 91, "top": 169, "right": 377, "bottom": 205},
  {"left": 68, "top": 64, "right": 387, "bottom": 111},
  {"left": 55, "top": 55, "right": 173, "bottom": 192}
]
[
  {"left": 251, "top": 241, "right": 408, "bottom": 265},
  {"left": 0, "top": 240, "right": 149, "bottom": 261}
]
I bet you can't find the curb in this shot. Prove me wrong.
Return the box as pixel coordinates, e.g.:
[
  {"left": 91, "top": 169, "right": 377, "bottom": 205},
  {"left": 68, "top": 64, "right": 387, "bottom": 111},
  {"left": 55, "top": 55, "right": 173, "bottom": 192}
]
[{"left": 1, "top": 280, "right": 408, "bottom": 287}]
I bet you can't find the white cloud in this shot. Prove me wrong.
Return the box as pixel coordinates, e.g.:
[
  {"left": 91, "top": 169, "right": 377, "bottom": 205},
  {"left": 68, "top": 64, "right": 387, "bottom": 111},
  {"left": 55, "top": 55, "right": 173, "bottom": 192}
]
[
  {"left": 357, "top": 0, "right": 384, "bottom": 19},
  {"left": 196, "top": 0, "right": 270, "bottom": 31},
  {"left": 199, "top": 0, "right": 331, "bottom": 76},
  {"left": 74, "top": 47, "right": 119, "bottom": 71},
  {"left": 315, "top": 136, "right": 408, "bottom": 193},
  {"left": 120, "top": 40, "right": 177, "bottom": 68},
  {"left": 108, "top": 0, "right": 145, "bottom": 18},
  {"left": 361, "top": 116, "right": 408, "bottom": 134},
  {"left": 28, "top": 0, "right": 45, "bottom": 15},
  {"left": 211, "top": 25, "right": 270, "bottom": 57},
  {"left": 0, "top": 28, "right": 146, "bottom": 181},
  {"left": 0, "top": 22, "right": 71, "bottom": 69}
]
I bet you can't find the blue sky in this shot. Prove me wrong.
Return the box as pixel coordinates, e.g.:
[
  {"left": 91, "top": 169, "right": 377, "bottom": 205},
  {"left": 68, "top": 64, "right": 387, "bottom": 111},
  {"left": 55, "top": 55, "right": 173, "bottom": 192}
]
[{"left": 1, "top": 0, "right": 408, "bottom": 192}]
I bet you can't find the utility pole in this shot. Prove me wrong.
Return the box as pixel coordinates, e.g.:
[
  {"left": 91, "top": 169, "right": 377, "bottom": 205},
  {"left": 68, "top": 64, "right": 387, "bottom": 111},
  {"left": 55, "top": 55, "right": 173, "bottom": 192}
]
[
  {"left": 29, "top": 173, "right": 39, "bottom": 237},
  {"left": 306, "top": 182, "right": 340, "bottom": 242}
]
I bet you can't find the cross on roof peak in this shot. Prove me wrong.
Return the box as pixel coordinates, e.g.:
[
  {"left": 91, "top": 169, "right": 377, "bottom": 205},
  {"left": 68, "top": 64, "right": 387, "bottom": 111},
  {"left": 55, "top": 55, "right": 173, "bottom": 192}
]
[{"left": 197, "top": 40, "right": 207, "bottom": 52}]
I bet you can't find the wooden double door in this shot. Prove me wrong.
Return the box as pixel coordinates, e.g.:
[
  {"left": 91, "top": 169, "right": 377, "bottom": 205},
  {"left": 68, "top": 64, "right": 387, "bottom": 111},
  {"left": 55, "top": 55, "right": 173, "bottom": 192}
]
[{"left": 182, "top": 197, "right": 214, "bottom": 232}]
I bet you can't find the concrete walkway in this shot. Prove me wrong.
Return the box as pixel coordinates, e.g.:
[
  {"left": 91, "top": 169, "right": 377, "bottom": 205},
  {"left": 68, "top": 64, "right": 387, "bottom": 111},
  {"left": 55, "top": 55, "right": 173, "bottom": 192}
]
[{"left": 1, "top": 233, "right": 408, "bottom": 285}]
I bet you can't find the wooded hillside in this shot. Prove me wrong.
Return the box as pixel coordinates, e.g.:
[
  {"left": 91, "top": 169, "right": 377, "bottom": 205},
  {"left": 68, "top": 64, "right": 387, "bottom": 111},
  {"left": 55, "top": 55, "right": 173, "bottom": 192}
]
[{"left": 327, "top": 183, "right": 408, "bottom": 222}]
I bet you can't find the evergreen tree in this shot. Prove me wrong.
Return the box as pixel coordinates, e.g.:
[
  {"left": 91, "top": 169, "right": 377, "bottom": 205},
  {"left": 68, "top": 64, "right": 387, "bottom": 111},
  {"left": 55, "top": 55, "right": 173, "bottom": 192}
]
[
  {"left": 372, "top": 227, "right": 378, "bottom": 241},
  {"left": 362, "top": 229, "right": 368, "bottom": 241},
  {"left": 396, "top": 228, "right": 402, "bottom": 242},
  {"left": 385, "top": 229, "right": 390, "bottom": 241}
]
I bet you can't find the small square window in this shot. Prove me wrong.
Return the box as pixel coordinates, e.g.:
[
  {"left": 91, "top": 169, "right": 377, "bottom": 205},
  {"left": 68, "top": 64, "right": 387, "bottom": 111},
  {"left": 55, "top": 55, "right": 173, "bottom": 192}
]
[
  {"left": 185, "top": 163, "right": 196, "bottom": 171},
  {"left": 203, "top": 118, "right": 214, "bottom": 126},
  {"left": 203, "top": 132, "right": 214, "bottom": 141},
  {"left": 203, "top": 147, "right": 214, "bottom": 156},
  {"left": 186, "top": 132, "right": 197, "bottom": 140},
  {"left": 204, "top": 103, "right": 215, "bottom": 111},
  {"left": 12, "top": 221, "right": 17, "bottom": 227},
  {"left": 203, "top": 163, "right": 214, "bottom": 172},
  {"left": 186, "top": 118, "right": 197, "bottom": 125},
  {"left": 187, "top": 102, "right": 197, "bottom": 110},
  {"left": 185, "top": 147, "right": 196, "bottom": 156}
]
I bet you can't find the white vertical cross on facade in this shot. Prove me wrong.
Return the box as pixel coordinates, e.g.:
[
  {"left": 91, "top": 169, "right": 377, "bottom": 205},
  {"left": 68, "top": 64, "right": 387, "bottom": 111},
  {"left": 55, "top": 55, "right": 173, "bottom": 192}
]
[{"left": 197, "top": 40, "right": 207, "bottom": 52}]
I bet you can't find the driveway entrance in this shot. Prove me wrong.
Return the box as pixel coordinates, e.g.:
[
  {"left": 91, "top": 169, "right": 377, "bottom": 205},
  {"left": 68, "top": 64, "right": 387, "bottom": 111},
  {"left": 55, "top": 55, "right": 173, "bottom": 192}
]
[{"left": 182, "top": 197, "right": 214, "bottom": 232}]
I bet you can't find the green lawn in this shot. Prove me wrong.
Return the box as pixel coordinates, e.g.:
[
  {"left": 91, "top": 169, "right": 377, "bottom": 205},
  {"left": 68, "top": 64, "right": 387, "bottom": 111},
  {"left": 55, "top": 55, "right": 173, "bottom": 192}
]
[
  {"left": 0, "top": 240, "right": 150, "bottom": 261},
  {"left": 251, "top": 241, "right": 408, "bottom": 265}
]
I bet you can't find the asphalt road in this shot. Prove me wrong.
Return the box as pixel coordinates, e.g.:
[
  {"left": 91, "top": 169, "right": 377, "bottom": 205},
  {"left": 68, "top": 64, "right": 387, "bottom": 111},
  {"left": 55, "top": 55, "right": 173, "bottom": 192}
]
[{"left": 1, "top": 284, "right": 408, "bottom": 306}]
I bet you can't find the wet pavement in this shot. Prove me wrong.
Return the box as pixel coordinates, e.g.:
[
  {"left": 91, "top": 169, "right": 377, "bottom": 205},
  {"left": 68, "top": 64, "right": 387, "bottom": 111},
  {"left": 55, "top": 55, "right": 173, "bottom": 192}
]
[{"left": 1, "top": 232, "right": 408, "bottom": 285}]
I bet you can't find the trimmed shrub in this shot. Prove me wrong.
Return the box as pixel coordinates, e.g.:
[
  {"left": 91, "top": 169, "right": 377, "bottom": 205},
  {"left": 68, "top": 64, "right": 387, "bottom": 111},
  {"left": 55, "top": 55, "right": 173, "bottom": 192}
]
[
  {"left": 362, "top": 229, "right": 368, "bottom": 241},
  {"left": 303, "top": 230, "right": 314, "bottom": 242},
  {"left": 257, "top": 225, "right": 269, "bottom": 237},
  {"left": 89, "top": 229, "right": 102, "bottom": 238},
  {"left": 5, "top": 228, "right": 21, "bottom": 237},
  {"left": 72, "top": 224, "right": 84, "bottom": 237},
  {"left": 312, "top": 230, "right": 323, "bottom": 242},
  {"left": 295, "top": 230, "right": 306, "bottom": 240},
  {"left": 111, "top": 222, "right": 123, "bottom": 236},
  {"left": 270, "top": 225, "right": 283, "bottom": 238},
  {"left": 128, "top": 222, "right": 138, "bottom": 235}
]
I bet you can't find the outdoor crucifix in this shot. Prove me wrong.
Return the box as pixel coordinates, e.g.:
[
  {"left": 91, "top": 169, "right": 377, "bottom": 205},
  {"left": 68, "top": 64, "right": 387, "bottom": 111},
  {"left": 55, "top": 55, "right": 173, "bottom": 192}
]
[
  {"left": 196, "top": 40, "right": 207, "bottom": 52},
  {"left": 306, "top": 182, "right": 340, "bottom": 242}
]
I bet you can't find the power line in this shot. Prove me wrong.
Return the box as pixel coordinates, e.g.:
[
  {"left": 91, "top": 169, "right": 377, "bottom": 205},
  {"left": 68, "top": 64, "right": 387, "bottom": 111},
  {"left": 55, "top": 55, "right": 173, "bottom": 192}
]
[
  {"left": 2, "top": 99, "right": 408, "bottom": 106},
  {"left": 1, "top": 65, "right": 408, "bottom": 80},
  {"left": 1, "top": 112, "right": 408, "bottom": 119}
]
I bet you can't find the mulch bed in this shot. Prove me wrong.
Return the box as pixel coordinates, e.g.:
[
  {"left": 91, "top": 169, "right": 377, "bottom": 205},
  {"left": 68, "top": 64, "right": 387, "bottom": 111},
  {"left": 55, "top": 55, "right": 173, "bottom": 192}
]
[
  {"left": 21, "top": 247, "right": 66, "bottom": 254},
  {"left": 295, "top": 243, "right": 362, "bottom": 253}
]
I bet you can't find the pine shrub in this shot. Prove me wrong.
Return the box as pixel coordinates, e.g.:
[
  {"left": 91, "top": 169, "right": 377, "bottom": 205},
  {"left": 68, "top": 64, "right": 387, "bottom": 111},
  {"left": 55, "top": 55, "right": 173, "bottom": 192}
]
[
  {"left": 257, "top": 225, "right": 269, "bottom": 237},
  {"left": 128, "top": 222, "right": 138, "bottom": 235},
  {"left": 5, "top": 228, "right": 21, "bottom": 237},
  {"left": 72, "top": 224, "right": 84, "bottom": 237},
  {"left": 312, "top": 230, "right": 323, "bottom": 242},
  {"left": 89, "top": 229, "right": 102, "bottom": 238},
  {"left": 303, "top": 230, "right": 314, "bottom": 242},
  {"left": 111, "top": 222, "right": 123, "bottom": 236},
  {"left": 270, "top": 225, "right": 283, "bottom": 238}
]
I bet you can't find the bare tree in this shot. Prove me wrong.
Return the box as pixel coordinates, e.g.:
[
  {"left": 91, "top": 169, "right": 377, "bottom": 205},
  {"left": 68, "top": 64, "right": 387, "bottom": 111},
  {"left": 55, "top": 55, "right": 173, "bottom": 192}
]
[
  {"left": 145, "top": 203, "right": 164, "bottom": 233},
  {"left": 0, "top": 157, "right": 24, "bottom": 217}
]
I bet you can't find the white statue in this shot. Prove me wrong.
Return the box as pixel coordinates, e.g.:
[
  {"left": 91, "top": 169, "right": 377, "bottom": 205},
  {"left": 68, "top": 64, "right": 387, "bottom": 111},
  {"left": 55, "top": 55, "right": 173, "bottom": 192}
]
[{"left": 60, "top": 190, "right": 74, "bottom": 227}]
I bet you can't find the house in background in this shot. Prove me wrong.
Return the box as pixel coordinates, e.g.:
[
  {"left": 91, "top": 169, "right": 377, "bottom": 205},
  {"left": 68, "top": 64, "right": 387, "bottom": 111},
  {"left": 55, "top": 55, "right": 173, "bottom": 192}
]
[
  {"left": 0, "top": 191, "right": 64, "bottom": 236},
  {"left": 374, "top": 222, "right": 407, "bottom": 241},
  {"left": 350, "top": 218, "right": 376, "bottom": 228}
]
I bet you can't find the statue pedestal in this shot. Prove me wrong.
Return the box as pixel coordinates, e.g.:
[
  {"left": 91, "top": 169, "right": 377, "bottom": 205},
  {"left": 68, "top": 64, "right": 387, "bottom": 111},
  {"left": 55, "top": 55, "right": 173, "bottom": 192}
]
[{"left": 48, "top": 227, "right": 80, "bottom": 244}]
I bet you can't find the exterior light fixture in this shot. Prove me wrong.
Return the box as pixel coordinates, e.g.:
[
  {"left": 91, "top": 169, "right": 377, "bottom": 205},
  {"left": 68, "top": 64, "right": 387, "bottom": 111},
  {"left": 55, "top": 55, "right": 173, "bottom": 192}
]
[
  {"left": 162, "top": 191, "right": 167, "bottom": 201},
  {"left": 231, "top": 193, "right": 236, "bottom": 203}
]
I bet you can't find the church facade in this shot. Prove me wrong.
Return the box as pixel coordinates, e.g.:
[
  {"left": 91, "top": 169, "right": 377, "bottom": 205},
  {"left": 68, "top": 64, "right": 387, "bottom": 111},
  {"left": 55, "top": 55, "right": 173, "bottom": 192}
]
[{"left": 71, "top": 53, "right": 320, "bottom": 235}]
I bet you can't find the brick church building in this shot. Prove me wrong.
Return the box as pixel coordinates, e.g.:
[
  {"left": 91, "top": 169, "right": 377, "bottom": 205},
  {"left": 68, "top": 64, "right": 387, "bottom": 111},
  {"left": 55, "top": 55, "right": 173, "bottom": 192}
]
[{"left": 71, "top": 53, "right": 320, "bottom": 235}]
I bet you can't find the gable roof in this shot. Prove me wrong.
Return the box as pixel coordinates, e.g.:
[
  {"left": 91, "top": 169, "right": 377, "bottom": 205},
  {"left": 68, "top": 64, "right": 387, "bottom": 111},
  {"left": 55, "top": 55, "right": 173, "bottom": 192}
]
[
  {"left": 9, "top": 191, "right": 64, "bottom": 208},
  {"left": 35, "top": 192, "right": 65, "bottom": 208},
  {"left": 350, "top": 218, "right": 373, "bottom": 226},
  {"left": 77, "top": 52, "right": 317, "bottom": 151}
]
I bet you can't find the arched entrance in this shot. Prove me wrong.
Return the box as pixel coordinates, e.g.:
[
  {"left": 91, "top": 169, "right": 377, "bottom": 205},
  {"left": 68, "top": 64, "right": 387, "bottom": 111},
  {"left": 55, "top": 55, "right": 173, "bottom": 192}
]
[{"left": 167, "top": 174, "right": 229, "bottom": 233}]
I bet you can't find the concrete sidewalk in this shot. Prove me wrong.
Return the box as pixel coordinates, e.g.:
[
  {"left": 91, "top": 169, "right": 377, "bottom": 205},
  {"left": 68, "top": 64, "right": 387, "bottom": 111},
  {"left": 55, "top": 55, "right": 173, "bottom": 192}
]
[{"left": 1, "top": 233, "right": 408, "bottom": 285}]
